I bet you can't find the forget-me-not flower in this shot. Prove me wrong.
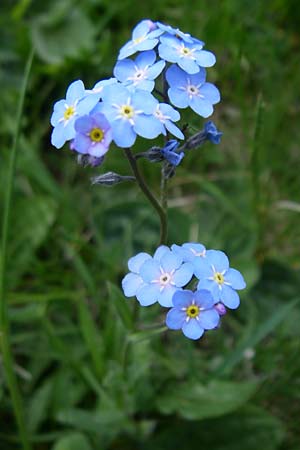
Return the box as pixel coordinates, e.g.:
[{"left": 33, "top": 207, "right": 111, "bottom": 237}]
[
  {"left": 149, "top": 102, "right": 185, "bottom": 140},
  {"left": 203, "top": 121, "right": 223, "bottom": 144},
  {"left": 87, "top": 78, "right": 118, "bottom": 95},
  {"left": 95, "top": 84, "right": 160, "bottom": 147},
  {"left": 50, "top": 80, "right": 101, "bottom": 149},
  {"left": 156, "top": 22, "right": 195, "bottom": 43},
  {"left": 194, "top": 250, "right": 246, "bottom": 309},
  {"left": 166, "top": 65, "right": 220, "bottom": 118},
  {"left": 159, "top": 35, "right": 216, "bottom": 74},
  {"left": 73, "top": 112, "right": 112, "bottom": 157},
  {"left": 160, "top": 140, "right": 184, "bottom": 166},
  {"left": 166, "top": 289, "right": 220, "bottom": 340},
  {"left": 122, "top": 246, "right": 194, "bottom": 307},
  {"left": 114, "top": 50, "right": 165, "bottom": 92},
  {"left": 118, "top": 19, "right": 163, "bottom": 60}
]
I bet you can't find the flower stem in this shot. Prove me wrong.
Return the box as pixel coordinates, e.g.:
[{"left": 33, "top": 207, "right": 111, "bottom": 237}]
[
  {"left": 0, "top": 49, "right": 34, "bottom": 450},
  {"left": 123, "top": 147, "right": 168, "bottom": 245}
]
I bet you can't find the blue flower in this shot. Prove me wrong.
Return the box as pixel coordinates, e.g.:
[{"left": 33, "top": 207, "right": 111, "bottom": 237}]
[
  {"left": 161, "top": 140, "right": 184, "bottom": 166},
  {"left": 194, "top": 250, "right": 246, "bottom": 309},
  {"left": 50, "top": 80, "right": 101, "bottom": 149},
  {"left": 156, "top": 22, "right": 195, "bottom": 43},
  {"left": 118, "top": 20, "right": 163, "bottom": 60},
  {"left": 171, "top": 242, "right": 206, "bottom": 264},
  {"left": 95, "top": 84, "right": 161, "bottom": 147},
  {"left": 122, "top": 246, "right": 194, "bottom": 307},
  {"left": 87, "top": 78, "right": 118, "bottom": 95},
  {"left": 204, "top": 121, "right": 223, "bottom": 144},
  {"left": 73, "top": 112, "right": 112, "bottom": 157},
  {"left": 166, "top": 289, "right": 220, "bottom": 340},
  {"left": 114, "top": 50, "right": 165, "bottom": 92},
  {"left": 159, "top": 35, "right": 216, "bottom": 74},
  {"left": 166, "top": 65, "right": 220, "bottom": 118}
]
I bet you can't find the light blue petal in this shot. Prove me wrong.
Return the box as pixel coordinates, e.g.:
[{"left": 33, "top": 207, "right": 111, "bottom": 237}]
[
  {"left": 118, "top": 42, "right": 135, "bottom": 60},
  {"left": 200, "top": 83, "right": 221, "bottom": 104},
  {"left": 101, "top": 84, "right": 129, "bottom": 104},
  {"left": 165, "top": 120, "right": 184, "bottom": 139},
  {"left": 172, "top": 290, "right": 193, "bottom": 308},
  {"left": 178, "top": 58, "right": 200, "bottom": 75},
  {"left": 161, "top": 252, "right": 183, "bottom": 272},
  {"left": 136, "top": 39, "right": 159, "bottom": 52},
  {"left": 197, "top": 279, "right": 220, "bottom": 302},
  {"left": 194, "top": 289, "right": 215, "bottom": 309},
  {"left": 225, "top": 268, "right": 246, "bottom": 290},
  {"left": 128, "top": 252, "right": 151, "bottom": 273},
  {"left": 168, "top": 88, "right": 189, "bottom": 108},
  {"left": 122, "top": 273, "right": 144, "bottom": 297},
  {"left": 195, "top": 50, "right": 216, "bottom": 67},
  {"left": 172, "top": 263, "right": 194, "bottom": 287},
  {"left": 158, "top": 44, "right": 179, "bottom": 63},
  {"left": 113, "top": 59, "right": 135, "bottom": 82},
  {"left": 193, "top": 257, "right": 212, "bottom": 279},
  {"left": 147, "top": 60, "right": 166, "bottom": 79},
  {"left": 74, "top": 115, "right": 91, "bottom": 133},
  {"left": 183, "top": 242, "right": 206, "bottom": 257},
  {"left": 136, "top": 283, "right": 160, "bottom": 306},
  {"left": 190, "top": 97, "right": 213, "bottom": 118},
  {"left": 73, "top": 134, "right": 90, "bottom": 154},
  {"left": 158, "top": 285, "right": 178, "bottom": 307},
  {"left": 50, "top": 99, "right": 65, "bottom": 126},
  {"left": 153, "top": 245, "right": 170, "bottom": 260},
  {"left": 166, "top": 65, "right": 187, "bottom": 87},
  {"left": 63, "top": 119, "right": 77, "bottom": 141},
  {"left": 132, "top": 90, "right": 158, "bottom": 113},
  {"left": 134, "top": 115, "right": 163, "bottom": 139},
  {"left": 66, "top": 80, "right": 85, "bottom": 103},
  {"left": 198, "top": 309, "right": 220, "bottom": 329},
  {"left": 135, "top": 50, "right": 156, "bottom": 67},
  {"left": 139, "top": 259, "right": 160, "bottom": 282},
  {"left": 132, "top": 20, "right": 150, "bottom": 40},
  {"left": 220, "top": 285, "right": 240, "bottom": 309},
  {"left": 182, "top": 319, "right": 204, "bottom": 340},
  {"left": 51, "top": 123, "right": 66, "bottom": 149},
  {"left": 89, "top": 142, "right": 109, "bottom": 157},
  {"left": 206, "top": 250, "right": 229, "bottom": 272},
  {"left": 111, "top": 120, "right": 136, "bottom": 148},
  {"left": 190, "top": 67, "right": 207, "bottom": 85},
  {"left": 166, "top": 308, "right": 186, "bottom": 330},
  {"left": 159, "top": 103, "right": 180, "bottom": 121}
]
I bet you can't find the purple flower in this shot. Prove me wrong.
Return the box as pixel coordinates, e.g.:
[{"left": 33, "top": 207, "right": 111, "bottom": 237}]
[
  {"left": 166, "top": 289, "right": 220, "bottom": 340},
  {"left": 166, "top": 65, "right": 220, "bottom": 118},
  {"left": 122, "top": 246, "right": 194, "bottom": 307},
  {"left": 118, "top": 20, "right": 163, "bottom": 60},
  {"left": 159, "top": 34, "right": 216, "bottom": 74},
  {"left": 73, "top": 112, "right": 112, "bottom": 157},
  {"left": 194, "top": 250, "right": 246, "bottom": 309},
  {"left": 114, "top": 50, "right": 165, "bottom": 92}
]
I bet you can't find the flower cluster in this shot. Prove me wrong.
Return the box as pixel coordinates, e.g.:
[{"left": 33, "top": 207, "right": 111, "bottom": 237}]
[
  {"left": 50, "top": 19, "right": 221, "bottom": 167},
  {"left": 122, "top": 243, "right": 246, "bottom": 340}
]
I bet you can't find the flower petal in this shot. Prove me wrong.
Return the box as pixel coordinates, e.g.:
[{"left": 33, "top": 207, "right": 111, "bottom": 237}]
[
  {"left": 153, "top": 245, "right": 170, "bottom": 260},
  {"left": 166, "top": 307, "right": 186, "bottom": 330},
  {"left": 136, "top": 283, "right": 160, "bottom": 306},
  {"left": 194, "top": 289, "right": 215, "bottom": 309},
  {"left": 122, "top": 273, "right": 144, "bottom": 297},
  {"left": 182, "top": 318, "right": 204, "bottom": 340},
  {"left": 139, "top": 259, "right": 161, "bottom": 282},
  {"left": 160, "top": 252, "right": 183, "bottom": 272},
  {"left": 206, "top": 250, "right": 229, "bottom": 272},
  {"left": 225, "top": 268, "right": 246, "bottom": 290},
  {"left": 172, "top": 262, "right": 194, "bottom": 287},
  {"left": 220, "top": 284, "right": 240, "bottom": 309},
  {"left": 198, "top": 309, "right": 220, "bottom": 329},
  {"left": 128, "top": 252, "right": 151, "bottom": 273},
  {"left": 158, "top": 285, "right": 179, "bottom": 307},
  {"left": 172, "top": 289, "right": 194, "bottom": 308}
]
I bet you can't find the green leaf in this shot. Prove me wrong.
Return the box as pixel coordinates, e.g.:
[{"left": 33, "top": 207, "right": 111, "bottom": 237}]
[
  {"left": 52, "top": 432, "right": 92, "bottom": 450},
  {"left": 30, "top": 7, "right": 96, "bottom": 64},
  {"left": 27, "top": 378, "right": 53, "bottom": 433},
  {"left": 157, "top": 380, "right": 257, "bottom": 420},
  {"left": 145, "top": 406, "right": 284, "bottom": 450},
  {"left": 107, "top": 282, "right": 134, "bottom": 331},
  {"left": 215, "top": 298, "right": 300, "bottom": 375}
]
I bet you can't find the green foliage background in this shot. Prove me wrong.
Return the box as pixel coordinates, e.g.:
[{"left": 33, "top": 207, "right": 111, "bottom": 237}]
[{"left": 0, "top": 0, "right": 300, "bottom": 449}]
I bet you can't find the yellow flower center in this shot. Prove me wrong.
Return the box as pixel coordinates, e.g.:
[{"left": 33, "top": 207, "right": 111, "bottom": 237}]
[
  {"left": 159, "top": 273, "right": 171, "bottom": 285},
  {"left": 213, "top": 272, "right": 224, "bottom": 284},
  {"left": 89, "top": 127, "right": 104, "bottom": 142},
  {"left": 187, "top": 305, "right": 199, "bottom": 318},
  {"left": 181, "top": 46, "right": 191, "bottom": 56},
  {"left": 120, "top": 105, "right": 134, "bottom": 119},
  {"left": 133, "top": 36, "right": 145, "bottom": 45},
  {"left": 63, "top": 106, "right": 75, "bottom": 121}
]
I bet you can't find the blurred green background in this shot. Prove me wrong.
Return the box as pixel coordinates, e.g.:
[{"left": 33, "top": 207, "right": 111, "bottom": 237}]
[{"left": 1, "top": 0, "right": 300, "bottom": 449}]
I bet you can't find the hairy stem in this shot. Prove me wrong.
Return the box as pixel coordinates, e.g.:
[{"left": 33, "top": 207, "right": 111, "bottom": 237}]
[
  {"left": 0, "top": 49, "right": 34, "bottom": 450},
  {"left": 123, "top": 147, "right": 168, "bottom": 245}
]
